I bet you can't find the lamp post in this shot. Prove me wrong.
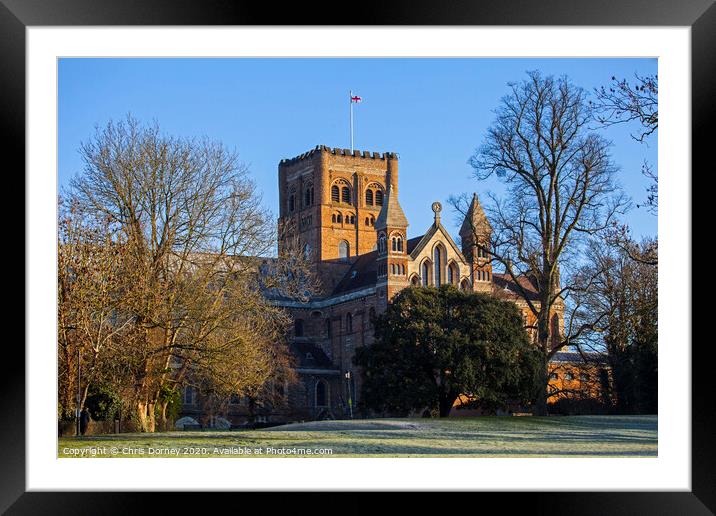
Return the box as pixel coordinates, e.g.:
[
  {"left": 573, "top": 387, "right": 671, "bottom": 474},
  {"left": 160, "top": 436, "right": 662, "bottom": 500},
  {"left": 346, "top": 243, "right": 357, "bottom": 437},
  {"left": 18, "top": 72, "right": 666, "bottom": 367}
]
[
  {"left": 76, "top": 347, "right": 81, "bottom": 437},
  {"left": 345, "top": 371, "right": 353, "bottom": 419}
]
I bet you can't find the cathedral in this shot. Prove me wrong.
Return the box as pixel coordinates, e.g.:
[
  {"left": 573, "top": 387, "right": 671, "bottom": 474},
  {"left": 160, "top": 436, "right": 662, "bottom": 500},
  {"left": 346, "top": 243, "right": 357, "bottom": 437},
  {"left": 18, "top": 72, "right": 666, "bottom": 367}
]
[
  {"left": 269, "top": 145, "right": 570, "bottom": 421},
  {"left": 179, "top": 145, "right": 611, "bottom": 425}
]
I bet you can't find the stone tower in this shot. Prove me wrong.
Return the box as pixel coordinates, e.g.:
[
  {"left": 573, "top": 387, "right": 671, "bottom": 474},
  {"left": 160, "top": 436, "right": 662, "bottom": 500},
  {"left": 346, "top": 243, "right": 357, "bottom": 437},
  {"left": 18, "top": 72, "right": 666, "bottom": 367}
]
[
  {"left": 278, "top": 145, "right": 399, "bottom": 294},
  {"left": 375, "top": 184, "right": 409, "bottom": 310},
  {"left": 459, "top": 192, "right": 493, "bottom": 293}
]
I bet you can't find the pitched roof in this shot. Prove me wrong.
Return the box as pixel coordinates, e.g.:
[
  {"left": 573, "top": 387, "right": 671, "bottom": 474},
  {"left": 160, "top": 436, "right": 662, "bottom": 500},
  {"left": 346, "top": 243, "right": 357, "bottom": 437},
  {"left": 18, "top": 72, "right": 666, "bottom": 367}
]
[
  {"left": 375, "top": 185, "right": 408, "bottom": 229},
  {"left": 289, "top": 341, "right": 333, "bottom": 368},
  {"left": 492, "top": 273, "right": 540, "bottom": 301},
  {"left": 406, "top": 235, "right": 424, "bottom": 255},
  {"left": 550, "top": 351, "right": 609, "bottom": 365},
  {"left": 331, "top": 250, "right": 378, "bottom": 296},
  {"left": 459, "top": 192, "right": 492, "bottom": 237}
]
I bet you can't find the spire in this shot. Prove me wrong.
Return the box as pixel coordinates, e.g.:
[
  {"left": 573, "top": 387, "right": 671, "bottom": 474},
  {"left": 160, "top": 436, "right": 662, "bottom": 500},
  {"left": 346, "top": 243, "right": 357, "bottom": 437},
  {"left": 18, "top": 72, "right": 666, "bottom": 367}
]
[
  {"left": 375, "top": 185, "right": 408, "bottom": 230},
  {"left": 459, "top": 192, "right": 492, "bottom": 239}
]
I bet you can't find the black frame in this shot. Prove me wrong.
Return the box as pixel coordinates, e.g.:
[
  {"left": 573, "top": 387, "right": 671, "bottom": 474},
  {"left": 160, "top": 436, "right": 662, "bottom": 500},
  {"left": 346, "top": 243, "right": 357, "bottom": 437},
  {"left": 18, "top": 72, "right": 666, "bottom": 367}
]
[{"left": 5, "top": 0, "right": 712, "bottom": 513}]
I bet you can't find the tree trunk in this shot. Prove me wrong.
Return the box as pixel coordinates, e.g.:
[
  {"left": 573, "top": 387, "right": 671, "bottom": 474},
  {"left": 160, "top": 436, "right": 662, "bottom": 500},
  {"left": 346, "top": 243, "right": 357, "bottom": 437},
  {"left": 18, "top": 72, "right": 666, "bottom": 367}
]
[
  {"left": 438, "top": 392, "right": 457, "bottom": 418},
  {"left": 136, "top": 400, "right": 157, "bottom": 433},
  {"left": 158, "top": 400, "right": 169, "bottom": 431},
  {"left": 534, "top": 379, "right": 549, "bottom": 416},
  {"left": 533, "top": 308, "right": 552, "bottom": 416}
]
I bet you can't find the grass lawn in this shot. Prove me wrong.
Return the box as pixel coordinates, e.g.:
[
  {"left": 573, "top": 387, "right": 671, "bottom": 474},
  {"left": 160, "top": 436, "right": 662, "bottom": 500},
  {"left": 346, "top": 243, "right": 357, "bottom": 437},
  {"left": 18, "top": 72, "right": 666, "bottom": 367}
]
[{"left": 58, "top": 415, "right": 657, "bottom": 458}]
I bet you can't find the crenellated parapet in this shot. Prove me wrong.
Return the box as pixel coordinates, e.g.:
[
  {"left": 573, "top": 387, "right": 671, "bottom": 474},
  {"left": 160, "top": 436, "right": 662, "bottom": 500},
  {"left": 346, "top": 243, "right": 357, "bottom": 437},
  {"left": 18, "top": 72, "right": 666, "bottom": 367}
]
[{"left": 279, "top": 144, "right": 398, "bottom": 166}]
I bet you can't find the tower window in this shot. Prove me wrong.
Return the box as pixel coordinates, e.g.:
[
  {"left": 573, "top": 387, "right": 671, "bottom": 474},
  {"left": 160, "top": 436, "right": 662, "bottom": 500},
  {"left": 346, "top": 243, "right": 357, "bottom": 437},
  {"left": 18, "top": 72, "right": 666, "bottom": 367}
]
[
  {"left": 339, "top": 240, "right": 350, "bottom": 261},
  {"left": 375, "top": 190, "right": 384, "bottom": 205},
  {"left": 342, "top": 187, "right": 351, "bottom": 204},
  {"left": 294, "top": 319, "right": 304, "bottom": 337},
  {"left": 366, "top": 189, "right": 374, "bottom": 205},
  {"left": 289, "top": 194, "right": 295, "bottom": 212},
  {"left": 305, "top": 188, "right": 312, "bottom": 207},
  {"left": 392, "top": 238, "right": 397, "bottom": 252},
  {"left": 397, "top": 237, "right": 403, "bottom": 252},
  {"left": 331, "top": 185, "right": 340, "bottom": 202}
]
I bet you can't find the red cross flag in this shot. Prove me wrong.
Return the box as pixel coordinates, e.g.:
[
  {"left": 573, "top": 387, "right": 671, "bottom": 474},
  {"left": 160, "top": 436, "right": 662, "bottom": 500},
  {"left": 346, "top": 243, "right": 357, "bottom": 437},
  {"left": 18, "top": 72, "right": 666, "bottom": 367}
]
[{"left": 350, "top": 94, "right": 362, "bottom": 103}]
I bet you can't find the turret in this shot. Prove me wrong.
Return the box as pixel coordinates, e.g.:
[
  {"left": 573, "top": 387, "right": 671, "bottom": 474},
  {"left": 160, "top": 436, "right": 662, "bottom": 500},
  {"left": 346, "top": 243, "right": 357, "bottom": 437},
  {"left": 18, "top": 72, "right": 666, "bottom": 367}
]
[
  {"left": 459, "top": 193, "right": 493, "bottom": 293},
  {"left": 375, "top": 185, "right": 409, "bottom": 307}
]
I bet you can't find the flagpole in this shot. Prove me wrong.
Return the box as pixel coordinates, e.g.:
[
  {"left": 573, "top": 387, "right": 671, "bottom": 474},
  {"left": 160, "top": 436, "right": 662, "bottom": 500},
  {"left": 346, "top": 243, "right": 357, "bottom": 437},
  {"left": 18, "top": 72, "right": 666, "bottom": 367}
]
[{"left": 349, "top": 90, "right": 354, "bottom": 153}]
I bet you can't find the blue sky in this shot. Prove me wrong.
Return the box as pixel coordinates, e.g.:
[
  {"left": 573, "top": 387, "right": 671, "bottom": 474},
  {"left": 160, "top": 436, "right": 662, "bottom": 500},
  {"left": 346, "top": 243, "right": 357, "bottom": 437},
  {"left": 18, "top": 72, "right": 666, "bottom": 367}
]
[{"left": 58, "top": 58, "right": 657, "bottom": 241}]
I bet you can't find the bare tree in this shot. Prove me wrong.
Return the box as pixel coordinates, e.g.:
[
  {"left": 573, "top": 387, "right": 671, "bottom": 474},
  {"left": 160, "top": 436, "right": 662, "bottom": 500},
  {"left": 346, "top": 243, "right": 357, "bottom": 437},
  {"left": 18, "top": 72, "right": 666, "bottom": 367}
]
[
  {"left": 58, "top": 197, "right": 132, "bottom": 421},
  {"left": 593, "top": 73, "right": 658, "bottom": 216},
  {"left": 571, "top": 237, "right": 658, "bottom": 413},
  {"left": 592, "top": 73, "right": 658, "bottom": 142},
  {"left": 65, "top": 115, "right": 314, "bottom": 432},
  {"left": 457, "top": 71, "right": 629, "bottom": 414}
]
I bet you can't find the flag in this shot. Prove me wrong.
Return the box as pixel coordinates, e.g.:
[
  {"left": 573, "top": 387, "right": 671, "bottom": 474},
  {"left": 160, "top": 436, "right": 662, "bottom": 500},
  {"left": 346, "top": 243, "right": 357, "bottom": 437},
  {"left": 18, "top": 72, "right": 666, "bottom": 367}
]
[{"left": 351, "top": 94, "right": 362, "bottom": 103}]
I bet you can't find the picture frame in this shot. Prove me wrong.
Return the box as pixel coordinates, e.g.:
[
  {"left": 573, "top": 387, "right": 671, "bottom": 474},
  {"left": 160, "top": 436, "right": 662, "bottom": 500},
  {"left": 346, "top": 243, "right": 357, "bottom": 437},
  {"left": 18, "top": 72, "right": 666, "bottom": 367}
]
[{"left": 6, "top": 0, "right": 712, "bottom": 512}]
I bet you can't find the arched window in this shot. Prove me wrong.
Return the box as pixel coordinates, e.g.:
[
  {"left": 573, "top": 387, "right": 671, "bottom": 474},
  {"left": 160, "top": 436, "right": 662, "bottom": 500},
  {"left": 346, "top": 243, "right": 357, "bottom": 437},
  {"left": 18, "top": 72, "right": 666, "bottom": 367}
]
[
  {"left": 366, "top": 189, "right": 374, "bottom": 205},
  {"left": 422, "top": 262, "right": 430, "bottom": 286},
  {"left": 332, "top": 214, "right": 337, "bottom": 223},
  {"left": 339, "top": 240, "right": 350, "bottom": 261},
  {"left": 294, "top": 319, "right": 304, "bottom": 337},
  {"left": 365, "top": 217, "right": 370, "bottom": 226},
  {"left": 397, "top": 237, "right": 403, "bottom": 252},
  {"left": 434, "top": 246, "right": 443, "bottom": 287},
  {"left": 451, "top": 263, "right": 460, "bottom": 284},
  {"left": 370, "top": 216, "right": 375, "bottom": 226},
  {"left": 342, "top": 186, "right": 351, "bottom": 204},
  {"left": 411, "top": 275, "right": 420, "bottom": 286},
  {"left": 289, "top": 194, "right": 295, "bottom": 212},
  {"left": 391, "top": 264, "right": 395, "bottom": 275},
  {"left": 447, "top": 264, "right": 454, "bottom": 285},
  {"left": 391, "top": 238, "right": 397, "bottom": 252},
  {"left": 304, "top": 187, "right": 311, "bottom": 207},
  {"left": 331, "top": 185, "right": 340, "bottom": 202},
  {"left": 316, "top": 380, "right": 328, "bottom": 407},
  {"left": 460, "top": 279, "right": 469, "bottom": 290},
  {"left": 337, "top": 213, "right": 343, "bottom": 224},
  {"left": 375, "top": 190, "right": 384, "bottom": 205},
  {"left": 346, "top": 313, "right": 353, "bottom": 333}
]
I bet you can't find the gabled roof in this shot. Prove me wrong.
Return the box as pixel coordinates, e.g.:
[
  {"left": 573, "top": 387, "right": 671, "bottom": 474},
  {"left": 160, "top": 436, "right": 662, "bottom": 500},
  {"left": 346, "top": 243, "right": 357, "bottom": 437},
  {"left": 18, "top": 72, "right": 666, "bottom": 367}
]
[
  {"left": 408, "top": 223, "right": 468, "bottom": 264},
  {"left": 459, "top": 192, "right": 492, "bottom": 237},
  {"left": 375, "top": 185, "right": 408, "bottom": 230}
]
